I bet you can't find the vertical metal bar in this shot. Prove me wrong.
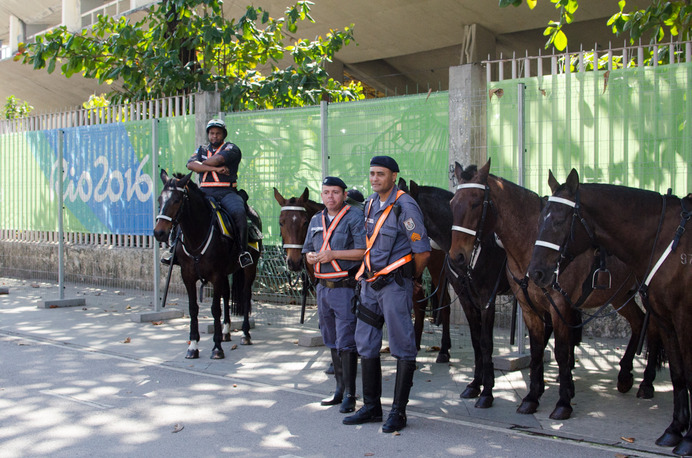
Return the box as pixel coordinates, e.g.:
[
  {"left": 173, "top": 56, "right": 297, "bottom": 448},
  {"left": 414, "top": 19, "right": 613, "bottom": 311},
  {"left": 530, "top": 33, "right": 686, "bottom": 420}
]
[
  {"left": 58, "top": 129, "right": 65, "bottom": 300},
  {"left": 516, "top": 82, "right": 526, "bottom": 354},
  {"left": 152, "top": 118, "right": 161, "bottom": 311},
  {"left": 320, "top": 100, "right": 329, "bottom": 179}
]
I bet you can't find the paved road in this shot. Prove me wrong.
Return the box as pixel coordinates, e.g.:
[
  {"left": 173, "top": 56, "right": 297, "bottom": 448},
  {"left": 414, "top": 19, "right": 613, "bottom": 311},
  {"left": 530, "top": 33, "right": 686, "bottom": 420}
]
[{"left": 0, "top": 278, "right": 674, "bottom": 457}]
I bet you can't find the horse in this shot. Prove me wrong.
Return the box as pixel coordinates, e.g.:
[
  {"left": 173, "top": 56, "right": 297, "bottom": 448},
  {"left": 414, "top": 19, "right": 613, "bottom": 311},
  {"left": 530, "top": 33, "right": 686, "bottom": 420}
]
[
  {"left": 449, "top": 160, "right": 663, "bottom": 420},
  {"left": 154, "top": 170, "right": 262, "bottom": 359},
  {"left": 407, "top": 179, "right": 510, "bottom": 408},
  {"left": 527, "top": 169, "right": 690, "bottom": 455}
]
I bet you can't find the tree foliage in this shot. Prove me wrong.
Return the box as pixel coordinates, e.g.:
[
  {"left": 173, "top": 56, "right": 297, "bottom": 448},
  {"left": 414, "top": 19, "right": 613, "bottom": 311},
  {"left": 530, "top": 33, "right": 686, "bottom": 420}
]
[
  {"left": 4, "top": 96, "right": 34, "bottom": 120},
  {"left": 18, "top": 0, "right": 363, "bottom": 111},
  {"left": 499, "top": 0, "right": 692, "bottom": 51}
]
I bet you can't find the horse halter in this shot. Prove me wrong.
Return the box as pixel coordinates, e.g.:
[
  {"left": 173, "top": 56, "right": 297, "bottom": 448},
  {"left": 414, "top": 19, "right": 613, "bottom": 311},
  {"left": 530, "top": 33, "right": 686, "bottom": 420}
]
[
  {"left": 156, "top": 184, "right": 188, "bottom": 226},
  {"left": 534, "top": 189, "right": 603, "bottom": 288},
  {"left": 451, "top": 183, "right": 491, "bottom": 272},
  {"left": 280, "top": 205, "right": 308, "bottom": 250}
]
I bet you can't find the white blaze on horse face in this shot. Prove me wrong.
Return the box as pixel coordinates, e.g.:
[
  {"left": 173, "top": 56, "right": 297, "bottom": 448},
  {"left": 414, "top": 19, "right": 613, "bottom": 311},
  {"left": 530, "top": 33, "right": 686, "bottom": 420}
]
[{"left": 292, "top": 214, "right": 298, "bottom": 223}]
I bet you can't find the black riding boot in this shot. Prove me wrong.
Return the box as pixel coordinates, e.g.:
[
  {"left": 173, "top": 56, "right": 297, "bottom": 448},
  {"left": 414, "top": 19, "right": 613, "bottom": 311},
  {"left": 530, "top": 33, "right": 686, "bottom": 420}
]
[
  {"left": 321, "top": 349, "right": 343, "bottom": 406},
  {"left": 234, "top": 214, "right": 252, "bottom": 268},
  {"left": 343, "top": 357, "right": 382, "bottom": 424},
  {"left": 339, "top": 350, "right": 357, "bottom": 413},
  {"left": 382, "top": 359, "right": 416, "bottom": 433}
]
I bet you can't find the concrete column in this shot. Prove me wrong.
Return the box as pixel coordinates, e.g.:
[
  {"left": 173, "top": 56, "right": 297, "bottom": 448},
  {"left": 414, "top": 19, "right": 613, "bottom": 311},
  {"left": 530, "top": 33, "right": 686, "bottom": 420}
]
[
  {"left": 194, "top": 90, "right": 221, "bottom": 147},
  {"left": 448, "top": 63, "right": 487, "bottom": 173},
  {"left": 130, "top": 0, "right": 152, "bottom": 8},
  {"left": 62, "top": 0, "right": 82, "bottom": 33},
  {"left": 9, "top": 15, "right": 25, "bottom": 54}
]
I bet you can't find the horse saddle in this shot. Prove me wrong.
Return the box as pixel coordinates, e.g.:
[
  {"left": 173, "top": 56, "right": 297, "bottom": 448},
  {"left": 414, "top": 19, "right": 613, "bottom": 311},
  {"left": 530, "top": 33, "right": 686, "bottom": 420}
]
[{"left": 207, "top": 197, "right": 263, "bottom": 251}]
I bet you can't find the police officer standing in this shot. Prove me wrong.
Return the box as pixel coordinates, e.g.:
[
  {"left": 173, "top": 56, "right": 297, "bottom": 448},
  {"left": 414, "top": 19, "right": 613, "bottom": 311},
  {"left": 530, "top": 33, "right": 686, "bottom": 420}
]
[
  {"left": 186, "top": 119, "right": 253, "bottom": 268},
  {"left": 304, "top": 177, "right": 367, "bottom": 414},
  {"left": 343, "top": 156, "right": 431, "bottom": 433}
]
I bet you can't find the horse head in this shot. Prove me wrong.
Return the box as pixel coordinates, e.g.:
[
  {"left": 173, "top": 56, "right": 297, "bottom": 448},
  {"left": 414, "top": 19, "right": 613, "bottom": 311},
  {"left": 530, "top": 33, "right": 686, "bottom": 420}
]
[
  {"left": 448, "top": 159, "right": 494, "bottom": 270},
  {"left": 528, "top": 168, "right": 591, "bottom": 288},
  {"left": 274, "top": 187, "right": 316, "bottom": 272},
  {"left": 154, "top": 169, "right": 193, "bottom": 243}
]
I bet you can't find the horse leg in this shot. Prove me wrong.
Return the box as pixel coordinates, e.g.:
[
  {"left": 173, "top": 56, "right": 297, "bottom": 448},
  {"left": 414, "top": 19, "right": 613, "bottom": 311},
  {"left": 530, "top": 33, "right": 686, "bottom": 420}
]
[
  {"left": 459, "top": 298, "right": 482, "bottom": 399},
  {"left": 548, "top": 317, "right": 575, "bottom": 420},
  {"left": 435, "top": 284, "right": 451, "bottom": 363},
  {"left": 222, "top": 279, "right": 232, "bottom": 342},
  {"left": 656, "top": 330, "right": 687, "bottom": 448},
  {"left": 476, "top": 303, "right": 496, "bottom": 409},
  {"left": 671, "top": 331, "right": 692, "bottom": 456},
  {"left": 210, "top": 283, "right": 225, "bottom": 360},
  {"left": 239, "top": 264, "right": 254, "bottom": 345},
  {"left": 185, "top": 277, "right": 201, "bottom": 359},
  {"left": 517, "top": 310, "right": 547, "bottom": 415},
  {"left": 615, "top": 301, "right": 644, "bottom": 394},
  {"left": 412, "top": 279, "right": 426, "bottom": 351},
  {"left": 637, "top": 320, "right": 663, "bottom": 399}
]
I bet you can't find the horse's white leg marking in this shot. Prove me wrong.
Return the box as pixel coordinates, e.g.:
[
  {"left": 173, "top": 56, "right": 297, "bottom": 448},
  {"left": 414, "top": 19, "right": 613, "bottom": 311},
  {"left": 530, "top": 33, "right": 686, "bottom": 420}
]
[
  {"left": 222, "top": 323, "right": 230, "bottom": 335},
  {"left": 188, "top": 341, "right": 199, "bottom": 351}
]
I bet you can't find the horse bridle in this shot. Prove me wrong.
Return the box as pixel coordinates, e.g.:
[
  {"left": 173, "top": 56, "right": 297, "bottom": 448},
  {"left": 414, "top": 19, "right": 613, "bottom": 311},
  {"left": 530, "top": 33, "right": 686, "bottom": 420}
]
[
  {"left": 451, "top": 183, "right": 491, "bottom": 274},
  {"left": 156, "top": 183, "right": 187, "bottom": 226},
  {"left": 279, "top": 205, "right": 308, "bottom": 250}
]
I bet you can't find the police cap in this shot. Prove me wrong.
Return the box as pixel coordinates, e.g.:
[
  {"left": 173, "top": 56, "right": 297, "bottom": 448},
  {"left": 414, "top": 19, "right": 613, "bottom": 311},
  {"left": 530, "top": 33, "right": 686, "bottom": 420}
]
[
  {"left": 322, "top": 176, "right": 347, "bottom": 189},
  {"left": 369, "top": 155, "right": 399, "bottom": 173}
]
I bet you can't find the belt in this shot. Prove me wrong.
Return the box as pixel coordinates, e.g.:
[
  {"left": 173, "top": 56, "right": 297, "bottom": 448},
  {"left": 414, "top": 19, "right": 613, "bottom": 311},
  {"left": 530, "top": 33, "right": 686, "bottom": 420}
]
[{"left": 319, "top": 278, "right": 357, "bottom": 289}]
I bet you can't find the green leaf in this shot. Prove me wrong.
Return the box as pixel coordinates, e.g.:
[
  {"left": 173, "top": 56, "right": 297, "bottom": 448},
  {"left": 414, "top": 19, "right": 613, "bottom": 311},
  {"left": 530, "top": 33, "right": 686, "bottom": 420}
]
[{"left": 554, "top": 29, "right": 568, "bottom": 50}]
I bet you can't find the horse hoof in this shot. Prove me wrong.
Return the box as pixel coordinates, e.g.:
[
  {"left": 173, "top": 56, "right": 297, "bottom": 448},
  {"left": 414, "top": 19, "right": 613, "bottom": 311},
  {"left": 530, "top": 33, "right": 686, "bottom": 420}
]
[
  {"left": 636, "top": 384, "right": 655, "bottom": 399},
  {"left": 475, "top": 395, "right": 494, "bottom": 409},
  {"left": 185, "top": 349, "right": 200, "bottom": 359},
  {"left": 211, "top": 349, "right": 225, "bottom": 359},
  {"left": 617, "top": 374, "right": 634, "bottom": 393},
  {"left": 436, "top": 352, "right": 450, "bottom": 363},
  {"left": 223, "top": 334, "right": 232, "bottom": 342},
  {"left": 241, "top": 337, "right": 252, "bottom": 345},
  {"left": 460, "top": 386, "right": 480, "bottom": 399},
  {"left": 672, "top": 437, "right": 692, "bottom": 456},
  {"left": 549, "top": 405, "right": 572, "bottom": 420},
  {"left": 516, "top": 400, "right": 539, "bottom": 415},
  {"left": 656, "top": 430, "right": 683, "bottom": 447}
]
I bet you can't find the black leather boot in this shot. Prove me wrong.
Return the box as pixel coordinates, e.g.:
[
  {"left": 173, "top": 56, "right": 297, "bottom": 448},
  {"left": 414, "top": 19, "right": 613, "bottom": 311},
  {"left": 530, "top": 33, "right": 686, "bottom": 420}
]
[
  {"left": 321, "top": 349, "right": 343, "bottom": 406},
  {"left": 339, "top": 350, "right": 357, "bottom": 413},
  {"left": 343, "top": 357, "right": 382, "bottom": 424},
  {"left": 382, "top": 359, "right": 416, "bottom": 433}
]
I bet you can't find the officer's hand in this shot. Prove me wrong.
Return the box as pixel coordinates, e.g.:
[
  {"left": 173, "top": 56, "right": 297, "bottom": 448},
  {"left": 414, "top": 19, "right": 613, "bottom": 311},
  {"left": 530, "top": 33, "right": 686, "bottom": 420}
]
[
  {"left": 413, "top": 280, "right": 423, "bottom": 295},
  {"left": 314, "top": 250, "right": 335, "bottom": 263}
]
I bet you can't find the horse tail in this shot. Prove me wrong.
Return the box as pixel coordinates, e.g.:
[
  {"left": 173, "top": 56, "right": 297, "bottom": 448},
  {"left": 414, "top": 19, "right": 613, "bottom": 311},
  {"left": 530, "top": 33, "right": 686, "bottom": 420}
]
[{"left": 231, "top": 267, "right": 246, "bottom": 316}]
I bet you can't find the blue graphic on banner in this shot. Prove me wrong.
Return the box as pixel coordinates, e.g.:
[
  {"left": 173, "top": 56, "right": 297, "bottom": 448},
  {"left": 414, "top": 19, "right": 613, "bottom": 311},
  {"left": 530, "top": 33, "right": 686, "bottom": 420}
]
[{"left": 37, "top": 124, "right": 153, "bottom": 235}]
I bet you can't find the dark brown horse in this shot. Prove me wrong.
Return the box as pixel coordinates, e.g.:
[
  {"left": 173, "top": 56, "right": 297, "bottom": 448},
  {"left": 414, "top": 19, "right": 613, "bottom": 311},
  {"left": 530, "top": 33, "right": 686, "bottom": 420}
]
[
  {"left": 449, "top": 160, "right": 663, "bottom": 420},
  {"left": 408, "top": 179, "right": 510, "bottom": 408},
  {"left": 527, "top": 169, "right": 690, "bottom": 455},
  {"left": 154, "top": 170, "right": 262, "bottom": 359}
]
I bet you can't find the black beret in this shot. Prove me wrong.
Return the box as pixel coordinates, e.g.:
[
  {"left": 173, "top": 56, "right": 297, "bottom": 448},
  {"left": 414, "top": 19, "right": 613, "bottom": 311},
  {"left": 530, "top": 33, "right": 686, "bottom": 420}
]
[
  {"left": 322, "top": 176, "right": 347, "bottom": 189},
  {"left": 369, "top": 155, "right": 399, "bottom": 172}
]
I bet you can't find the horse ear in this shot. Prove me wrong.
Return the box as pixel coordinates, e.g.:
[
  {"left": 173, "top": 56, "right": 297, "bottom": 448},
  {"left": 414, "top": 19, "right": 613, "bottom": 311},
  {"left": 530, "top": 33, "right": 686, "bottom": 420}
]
[
  {"left": 273, "top": 187, "right": 286, "bottom": 206},
  {"left": 478, "top": 159, "right": 490, "bottom": 182},
  {"left": 160, "top": 169, "right": 168, "bottom": 184},
  {"left": 454, "top": 162, "right": 464, "bottom": 182},
  {"left": 179, "top": 172, "right": 192, "bottom": 188},
  {"left": 299, "top": 187, "right": 310, "bottom": 202},
  {"left": 565, "top": 169, "right": 580, "bottom": 194},
  {"left": 397, "top": 177, "right": 408, "bottom": 193},
  {"left": 548, "top": 170, "right": 559, "bottom": 193},
  {"left": 409, "top": 180, "right": 419, "bottom": 198}
]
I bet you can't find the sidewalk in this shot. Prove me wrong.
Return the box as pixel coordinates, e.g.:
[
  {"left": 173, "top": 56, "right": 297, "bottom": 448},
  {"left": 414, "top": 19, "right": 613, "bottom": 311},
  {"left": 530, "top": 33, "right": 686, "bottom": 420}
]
[{"left": 0, "top": 277, "right": 674, "bottom": 456}]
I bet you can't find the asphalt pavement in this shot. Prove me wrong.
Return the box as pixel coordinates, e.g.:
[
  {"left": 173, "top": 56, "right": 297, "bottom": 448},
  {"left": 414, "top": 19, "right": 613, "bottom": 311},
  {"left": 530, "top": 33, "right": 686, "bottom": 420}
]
[{"left": 0, "top": 277, "right": 677, "bottom": 457}]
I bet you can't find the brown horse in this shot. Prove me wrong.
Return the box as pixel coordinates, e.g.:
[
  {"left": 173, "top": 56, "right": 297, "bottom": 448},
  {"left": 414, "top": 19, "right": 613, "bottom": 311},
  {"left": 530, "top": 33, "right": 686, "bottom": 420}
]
[
  {"left": 154, "top": 170, "right": 262, "bottom": 359},
  {"left": 449, "top": 160, "right": 663, "bottom": 420},
  {"left": 528, "top": 169, "right": 691, "bottom": 455},
  {"left": 408, "top": 179, "right": 510, "bottom": 407}
]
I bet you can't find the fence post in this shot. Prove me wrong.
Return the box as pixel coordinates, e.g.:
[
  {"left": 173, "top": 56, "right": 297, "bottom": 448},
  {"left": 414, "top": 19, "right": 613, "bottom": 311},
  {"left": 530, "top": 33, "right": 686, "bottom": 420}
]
[
  {"left": 516, "top": 83, "right": 527, "bottom": 356},
  {"left": 41, "top": 129, "right": 86, "bottom": 309}
]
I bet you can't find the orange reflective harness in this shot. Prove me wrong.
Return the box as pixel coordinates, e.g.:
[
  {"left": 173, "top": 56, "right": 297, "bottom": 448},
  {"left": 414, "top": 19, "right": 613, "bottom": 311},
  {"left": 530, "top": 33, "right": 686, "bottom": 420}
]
[
  {"left": 200, "top": 144, "right": 237, "bottom": 188},
  {"left": 356, "top": 190, "right": 413, "bottom": 282},
  {"left": 314, "top": 205, "right": 352, "bottom": 280}
]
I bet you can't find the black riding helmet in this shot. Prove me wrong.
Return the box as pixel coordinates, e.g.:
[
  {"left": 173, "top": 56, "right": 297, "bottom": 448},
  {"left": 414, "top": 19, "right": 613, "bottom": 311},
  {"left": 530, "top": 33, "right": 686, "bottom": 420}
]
[{"left": 206, "top": 119, "right": 228, "bottom": 140}]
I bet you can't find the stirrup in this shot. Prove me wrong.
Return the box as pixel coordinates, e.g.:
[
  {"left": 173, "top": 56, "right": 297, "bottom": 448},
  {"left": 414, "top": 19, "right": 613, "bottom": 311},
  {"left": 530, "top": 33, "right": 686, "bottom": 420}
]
[
  {"left": 160, "top": 251, "right": 173, "bottom": 265},
  {"left": 239, "top": 251, "right": 253, "bottom": 268}
]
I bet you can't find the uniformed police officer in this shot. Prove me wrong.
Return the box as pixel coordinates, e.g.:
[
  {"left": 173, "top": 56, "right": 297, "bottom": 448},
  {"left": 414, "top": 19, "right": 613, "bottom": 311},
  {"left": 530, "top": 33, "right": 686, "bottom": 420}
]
[
  {"left": 343, "top": 156, "right": 431, "bottom": 433},
  {"left": 303, "top": 177, "right": 367, "bottom": 413}
]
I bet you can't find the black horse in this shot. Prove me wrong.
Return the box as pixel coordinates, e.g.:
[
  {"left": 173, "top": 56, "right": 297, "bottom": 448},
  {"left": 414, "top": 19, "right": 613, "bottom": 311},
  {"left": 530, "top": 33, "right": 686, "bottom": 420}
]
[
  {"left": 154, "top": 170, "right": 262, "bottom": 359},
  {"left": 406, "top": 179, "right": 510, "bottom": 408}
]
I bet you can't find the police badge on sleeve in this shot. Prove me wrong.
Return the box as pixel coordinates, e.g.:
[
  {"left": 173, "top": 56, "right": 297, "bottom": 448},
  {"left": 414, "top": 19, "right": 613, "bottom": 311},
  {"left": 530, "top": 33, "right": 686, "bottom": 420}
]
[{"left": 404, "top": 218, "right": 415, "bottom": 231}]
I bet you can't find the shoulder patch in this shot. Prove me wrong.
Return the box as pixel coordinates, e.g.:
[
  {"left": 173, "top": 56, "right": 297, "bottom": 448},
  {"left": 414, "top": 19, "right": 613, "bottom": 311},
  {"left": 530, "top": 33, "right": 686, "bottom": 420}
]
[{"left": 404, "top": 217, "right": 415, "bottom": 231}]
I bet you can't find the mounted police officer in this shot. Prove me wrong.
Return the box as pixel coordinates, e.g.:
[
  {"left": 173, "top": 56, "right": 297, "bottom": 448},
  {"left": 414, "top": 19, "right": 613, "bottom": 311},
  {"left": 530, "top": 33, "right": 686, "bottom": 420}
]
[
  {"left": 304, "top": 176, "right": 366, "bottom": 414},
  {"left": 343, "top": 156, "right": 431, "bottom": 432},
  {"left": 185, "top": 119, "right": 253, "bottom": 268}
]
